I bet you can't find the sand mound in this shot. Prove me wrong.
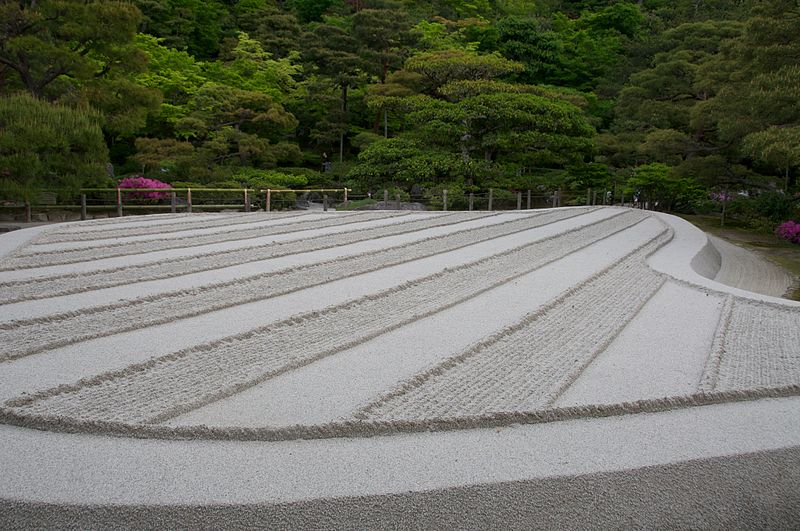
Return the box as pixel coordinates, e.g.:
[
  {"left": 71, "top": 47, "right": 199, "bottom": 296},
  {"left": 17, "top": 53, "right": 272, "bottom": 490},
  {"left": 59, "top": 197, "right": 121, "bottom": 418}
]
[{"left": 1, "top": 207, "right": 797, "bottom": 528}]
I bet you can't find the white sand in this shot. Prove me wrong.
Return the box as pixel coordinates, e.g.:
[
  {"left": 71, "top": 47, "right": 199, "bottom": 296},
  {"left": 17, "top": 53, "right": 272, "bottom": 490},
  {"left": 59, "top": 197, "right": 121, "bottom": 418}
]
[
  {"left": 169, "top": 217, "right": 665, "bottom": 427},
  {"left": 555, "top": 281, "right": 725, "bottom": 406},
  {"left": 0, "top": 207, "right": 798, "bottom": 527},
  {"left": 709, "top": 234, "right": 795, "bottom": 297},
  {"left": 0, "top": 212, "right": 438, "bottom": 281}
]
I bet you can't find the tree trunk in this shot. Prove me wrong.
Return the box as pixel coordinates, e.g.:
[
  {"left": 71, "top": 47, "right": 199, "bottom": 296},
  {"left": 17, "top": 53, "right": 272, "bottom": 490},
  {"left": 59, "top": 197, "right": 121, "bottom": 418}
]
[
  {"left": 721, "top": 190, "right": 727, "bottom": 228},
  {"left": 785, "top": 161, "right": 790, "bottom": 193},
  {"left": 340, "top": 84, "right": 348, "bottom": 164}
]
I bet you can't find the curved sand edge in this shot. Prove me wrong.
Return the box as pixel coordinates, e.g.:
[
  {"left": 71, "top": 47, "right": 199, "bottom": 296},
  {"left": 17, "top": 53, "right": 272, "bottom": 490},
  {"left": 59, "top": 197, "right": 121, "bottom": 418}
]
[
  {"left": 649, "top": 212, "right": 800, "bottom": 306},
  {"left": 709, "top": 234, "right": 795, "bottom": 298},
  {"left": 1, "top": 210, "right": 798, "bottom": 527}
]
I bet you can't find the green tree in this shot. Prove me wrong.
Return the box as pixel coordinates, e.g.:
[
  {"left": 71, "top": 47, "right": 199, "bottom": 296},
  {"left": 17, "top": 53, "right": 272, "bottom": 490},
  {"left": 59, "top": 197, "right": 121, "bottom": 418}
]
[
  {"left": 289, "top": 0, "right": 342, "bottom": 23},
  {"left": 235, "top": 3, "right": 302, "bottom": 59},
  {"left": 609, "top": 20, "right": 748, "bottom": 194},
  {"left": 495, "top": 5, "right": 643, "bottom": 91},
  {"left": 302, "top": 22, "right": 371, "bottom": 162},
  {"left": 134, "top": 0, "right": 231, "bottom": 58},
  {"left": 742, "top": 127, "right": 800, "bottom": 192},
  {"left": 0, "top": 94, "right": 109, "bottom": 198},
  {"left": 702, "top": 3, "right": 800, "bottom": 189},
  {"left": 174, "top": 84, "right": 300, "bottom": 168},
  {"left": 352, "top": 2, "right": 414, "bottom": 83},
  {"left": 0, "top": 0, "right": 143, "bottom": 98},
  {"left": 405, "top": 49, "right": 523, "bottom": 94}
]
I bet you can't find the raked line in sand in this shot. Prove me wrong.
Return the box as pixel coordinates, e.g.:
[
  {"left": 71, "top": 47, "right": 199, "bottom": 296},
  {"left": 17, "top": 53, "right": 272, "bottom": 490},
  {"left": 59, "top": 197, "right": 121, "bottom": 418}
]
[
  {"left": 0, "top": 208, "right": 604, "bottom": 358},
  {"left": 0, "top": 207, "right": 798, "bottom": 527},
  {"left": 36, "top": 211, "right": 308, "bottom": 242},
  {"left": 0, "top": 210, "right": 408, "bottom": 269},
  {"left": 0, "top": 211, "right": 499, "bottom": 302}
]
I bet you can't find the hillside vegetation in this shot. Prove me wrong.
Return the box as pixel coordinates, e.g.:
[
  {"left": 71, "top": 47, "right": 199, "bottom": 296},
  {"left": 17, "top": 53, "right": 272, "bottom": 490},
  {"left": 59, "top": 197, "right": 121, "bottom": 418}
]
[{"left": 1, "top": 0, "right": 798, "bottom": 228}]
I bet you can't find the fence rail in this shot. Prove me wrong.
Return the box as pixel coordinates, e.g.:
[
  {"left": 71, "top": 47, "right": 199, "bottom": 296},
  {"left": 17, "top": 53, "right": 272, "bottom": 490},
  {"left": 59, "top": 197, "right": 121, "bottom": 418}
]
[{"left": 2, "top": 185, "right": 624, "bottom": 223}]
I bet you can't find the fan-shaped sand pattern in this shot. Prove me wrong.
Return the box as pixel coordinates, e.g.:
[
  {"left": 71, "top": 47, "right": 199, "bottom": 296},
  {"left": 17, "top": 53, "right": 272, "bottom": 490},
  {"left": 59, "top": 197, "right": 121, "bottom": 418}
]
[{"left": 0, "top": 208, "right": 797, "bottom": 528}]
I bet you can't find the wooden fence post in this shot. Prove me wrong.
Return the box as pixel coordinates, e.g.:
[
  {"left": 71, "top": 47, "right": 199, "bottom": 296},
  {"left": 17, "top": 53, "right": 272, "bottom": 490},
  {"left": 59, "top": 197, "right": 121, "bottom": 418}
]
[
  {"left": 343, "top": 188, "right": 349, "bottom": 207},
  {"left": 384, "top": 189, "right": 389, "bottom": 209},
  {"left": 265, "top": 189, "right": 271, "bottom": 212},
  {"left": 517, "top": 191, "right": 522, "bottom": 210},
  {"left": 488, "top": 188, "right": 493, "bottom": 211},
  {"left": 24, "top": 201, "right": 31, "bottom": 223},
  {"left": 170, "top": 192, "right": 176, "bottom": 213},
  {"left": 587, "top": 188, "right": 592, "bottom": 206},
  {"left": 396, "top": 193, "right": 401, "bottom": 210},
  {"left": 80, "top": 194, "right": 87, "bottom": 221},
  {"left": 527, "top": 189, "right": 531, "bottom": 210},
  {"left": 593, "top": 190, "right": 597, "bottom": 206},
  {"left": 187, "top": 188, "right": 192, "bottom": 213},
  {"left": 443, "top": 189, "right": 448, "bottom": 211},
  {"left": 116, "top": 187, "right": 123, "bottom": 217},
  {"left": 469, "top": 193, "right": 474, "bottom": 211},
  {"left": 244, "top": 189, "right": 250, "bottom": 212},
  {"left": 323, "top": 194, "right": 328, "bottom": 211}
]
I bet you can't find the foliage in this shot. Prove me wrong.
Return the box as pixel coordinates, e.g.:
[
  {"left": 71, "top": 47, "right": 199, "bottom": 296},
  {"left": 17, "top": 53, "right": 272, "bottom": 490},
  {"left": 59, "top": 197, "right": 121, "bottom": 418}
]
[
  {"left": 2, "top": 0, "right": 798, "bottom": 215},
  {"left": 405, "top": 50, "right": 523, "bottom": 93},
  {"left": 0, "top": 0, "right": 143, "bottom": 98},
  {"left": 624, "top": 162, "right": 704, "bottom": 212},
  {"left": 0, "top": 93, "right": 109, "bottom": 198},
  {"left": 133, "top": 0, "right": 232, "bottom": 58},
  {"left": 232, "top": 168, "right": 309, "bottom": 189}
]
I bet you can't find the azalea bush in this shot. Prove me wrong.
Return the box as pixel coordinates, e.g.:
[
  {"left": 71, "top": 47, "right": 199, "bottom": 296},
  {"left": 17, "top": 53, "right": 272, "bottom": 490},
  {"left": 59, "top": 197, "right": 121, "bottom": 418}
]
[
  {"left": 118, "top": 176, "right": 171, "bottom": 200},
  {"left": 776, "top": 221, "right": 800, "bottom": 244}
]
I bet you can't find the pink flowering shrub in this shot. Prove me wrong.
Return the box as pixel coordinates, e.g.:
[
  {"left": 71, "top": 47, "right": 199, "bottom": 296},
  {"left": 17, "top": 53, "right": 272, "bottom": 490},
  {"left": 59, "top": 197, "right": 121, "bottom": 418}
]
[
  {"left": 118, "top": 176, "right": 171, "bottom": 200},
  {"left": 776, "top": 221, "right": 800, "bottom": 244}
]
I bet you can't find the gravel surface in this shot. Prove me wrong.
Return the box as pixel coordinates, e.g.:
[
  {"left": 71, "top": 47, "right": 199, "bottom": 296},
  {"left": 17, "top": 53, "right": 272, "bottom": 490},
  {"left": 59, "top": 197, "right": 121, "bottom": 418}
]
[
  {"left": 0, "top": 211, "right": 496, "bottom": 302},
  {"left": 0, "top": 211, "right": 406, "bottom": 268},
  {"left": 0, "top": 209, "right": 597, "bottom": 358},
  {"left": 7, "top": 211, "right": 643, "bottom": 424},
  {"left": 0, "top": 207, "right": 797, "bottom": 527}
]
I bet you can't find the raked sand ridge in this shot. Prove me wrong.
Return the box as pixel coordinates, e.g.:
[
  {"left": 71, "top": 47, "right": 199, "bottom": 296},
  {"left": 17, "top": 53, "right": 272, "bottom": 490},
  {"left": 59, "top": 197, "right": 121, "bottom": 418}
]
[{"left": 0, "top": 207, "right": 798, "bottom": 528}]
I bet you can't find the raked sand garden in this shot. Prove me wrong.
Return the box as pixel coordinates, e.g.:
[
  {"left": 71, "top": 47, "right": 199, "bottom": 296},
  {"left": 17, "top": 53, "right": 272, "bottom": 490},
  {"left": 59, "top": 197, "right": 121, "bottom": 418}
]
[{"left": 0, "top": 206, "right": 798, "bottom": 527}]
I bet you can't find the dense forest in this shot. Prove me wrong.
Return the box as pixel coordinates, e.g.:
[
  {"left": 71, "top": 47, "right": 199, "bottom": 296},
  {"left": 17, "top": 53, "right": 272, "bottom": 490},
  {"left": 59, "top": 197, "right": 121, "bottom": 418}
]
[{"left": 1, "top": 0, "right": 798, "bottom": 226}]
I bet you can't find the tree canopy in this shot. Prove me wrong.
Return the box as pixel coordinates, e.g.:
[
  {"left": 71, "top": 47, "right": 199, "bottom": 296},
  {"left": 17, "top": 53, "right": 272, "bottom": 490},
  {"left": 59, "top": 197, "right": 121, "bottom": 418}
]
[{"left": 0, "top": 0, "right": 797, "bottom": 226}]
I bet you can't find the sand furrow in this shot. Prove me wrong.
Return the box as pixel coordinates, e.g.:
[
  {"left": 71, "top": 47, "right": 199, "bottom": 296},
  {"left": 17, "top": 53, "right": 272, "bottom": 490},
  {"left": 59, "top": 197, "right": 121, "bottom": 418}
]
[
  {"left": 359, "top": 238, "right": 668, "bottom": 421},
  {"left": 698, "top": 295, "right": 734, "bottom": 392},
  {"left": 554, "top": 281, "right": 725, "bottom": 407},
  {"left": 0, "top": 211, "right": 406, "bottom": 269},
  {"left": 50, "top": 212, "right": 206, "bottom": 228},
  {"left": 713, "top": 300, "right": 800, "bottom": 391},
  {"left": 0, "top": 212, "right": 497, "bottom": 303},
  {"left": 37, "top": 212, "right": 307, "bottom": 243},
  {"left": 4, "top": 211, "right": 650, "bottom": 424},
  {"left": 0, "top": 209, "right": 603, "bottom": 359}
]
